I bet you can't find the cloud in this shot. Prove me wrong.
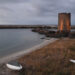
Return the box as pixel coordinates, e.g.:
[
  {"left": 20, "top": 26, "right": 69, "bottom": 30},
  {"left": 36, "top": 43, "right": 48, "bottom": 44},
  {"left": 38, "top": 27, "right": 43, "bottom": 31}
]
[
  {"left": 0, "top": 0, "right": 75, "bottom": 25},
  {"left": 0, "top": 0, "right": 27, "bottom": 4}
]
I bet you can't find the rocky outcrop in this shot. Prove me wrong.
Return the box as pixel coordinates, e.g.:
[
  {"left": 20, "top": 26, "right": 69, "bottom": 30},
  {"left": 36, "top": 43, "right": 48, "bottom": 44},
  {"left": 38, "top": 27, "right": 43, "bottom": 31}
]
[
  {"left": 69, "top": 32, "right": 75, "bottom": 38},
  {"left": 32, "top": 28, "right": 75, "bottom": 38}
]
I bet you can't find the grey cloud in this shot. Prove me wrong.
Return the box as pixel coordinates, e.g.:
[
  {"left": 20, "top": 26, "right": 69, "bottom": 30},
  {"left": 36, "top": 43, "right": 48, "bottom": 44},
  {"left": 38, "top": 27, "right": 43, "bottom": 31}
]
[
  {"left": 0, "top": 0, "right": 28, "bottom": 3},
  {"left": 0, "top": 0, "right": 75, "bottom": 25},
  {"left": 0, "top": 7, "right": 13, "bottom": 12}
]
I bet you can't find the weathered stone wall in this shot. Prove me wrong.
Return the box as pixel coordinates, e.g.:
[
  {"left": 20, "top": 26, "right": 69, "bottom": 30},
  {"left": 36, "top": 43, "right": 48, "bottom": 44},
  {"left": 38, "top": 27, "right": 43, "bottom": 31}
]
[{"left": 58, "top": 13, "right": 71, "bottom": 32}]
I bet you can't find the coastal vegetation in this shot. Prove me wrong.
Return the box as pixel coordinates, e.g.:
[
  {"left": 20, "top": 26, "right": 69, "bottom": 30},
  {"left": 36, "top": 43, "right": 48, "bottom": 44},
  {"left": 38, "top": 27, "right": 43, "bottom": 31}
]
[{"left": 17, "top": 38, "right": 75, "bottom": 75}]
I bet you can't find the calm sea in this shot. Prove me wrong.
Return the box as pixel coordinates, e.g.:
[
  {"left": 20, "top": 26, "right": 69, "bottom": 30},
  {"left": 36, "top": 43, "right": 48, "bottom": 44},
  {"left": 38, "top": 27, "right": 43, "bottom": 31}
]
[{"left": 0, "top": 29, "right": 45, "bottom": 58}]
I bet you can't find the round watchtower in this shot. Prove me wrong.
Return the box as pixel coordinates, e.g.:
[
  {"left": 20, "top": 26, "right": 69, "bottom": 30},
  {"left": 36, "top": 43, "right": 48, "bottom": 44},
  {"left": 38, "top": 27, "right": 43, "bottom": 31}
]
[{"left": 58, "top": 13, "right": 71, "bottom": 33}]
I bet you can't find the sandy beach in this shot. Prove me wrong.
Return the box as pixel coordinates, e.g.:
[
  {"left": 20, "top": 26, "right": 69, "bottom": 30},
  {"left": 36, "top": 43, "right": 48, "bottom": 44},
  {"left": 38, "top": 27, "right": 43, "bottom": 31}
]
[{"left": 0, "top": 38, "right": 57, "bottom": 64}]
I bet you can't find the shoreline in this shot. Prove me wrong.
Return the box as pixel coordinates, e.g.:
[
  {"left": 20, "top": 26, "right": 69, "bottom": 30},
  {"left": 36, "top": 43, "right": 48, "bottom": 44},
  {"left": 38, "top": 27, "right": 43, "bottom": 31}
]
[{"left": 0, "top": 38, "right": 57, "bottom": 64}]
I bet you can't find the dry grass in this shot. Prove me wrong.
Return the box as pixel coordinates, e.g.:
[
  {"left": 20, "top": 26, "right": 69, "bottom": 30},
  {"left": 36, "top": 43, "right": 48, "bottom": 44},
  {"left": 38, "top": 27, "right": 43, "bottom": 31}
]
[{"left": 18, "top": 38, "right": 75, "bottom": 75}]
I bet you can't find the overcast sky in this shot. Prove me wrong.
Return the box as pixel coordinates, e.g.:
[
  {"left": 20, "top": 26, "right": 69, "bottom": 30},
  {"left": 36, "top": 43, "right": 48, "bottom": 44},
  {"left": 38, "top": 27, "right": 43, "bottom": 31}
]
[{"left": 0, "top": 0, "right": 75, "bottom": 25}]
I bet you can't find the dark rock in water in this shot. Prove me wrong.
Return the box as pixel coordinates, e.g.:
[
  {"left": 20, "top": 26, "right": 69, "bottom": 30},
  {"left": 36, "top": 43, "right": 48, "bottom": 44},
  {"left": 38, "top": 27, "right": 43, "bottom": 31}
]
[
  {"left": 48, "top": 31, "right": 56, "bottom": 34},
  {"left": 40, "top": 37, "right": 45, "bottom": 39},
  {"left": 32, "top": 28, "right": 75, "bottom": 38}
]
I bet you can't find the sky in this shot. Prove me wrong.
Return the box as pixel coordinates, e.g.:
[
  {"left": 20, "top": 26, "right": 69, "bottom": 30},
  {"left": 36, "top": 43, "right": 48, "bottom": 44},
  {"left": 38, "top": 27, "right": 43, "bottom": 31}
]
[{"left": 0, "top": 0, "right": 75, "bottom": 25}]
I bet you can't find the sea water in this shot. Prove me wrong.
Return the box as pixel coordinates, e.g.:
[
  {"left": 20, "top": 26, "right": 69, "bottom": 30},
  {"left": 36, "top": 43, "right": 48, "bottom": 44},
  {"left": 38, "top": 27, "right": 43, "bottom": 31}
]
[{"left": 0, "top": 29, "right": 45, "bottom": 58}]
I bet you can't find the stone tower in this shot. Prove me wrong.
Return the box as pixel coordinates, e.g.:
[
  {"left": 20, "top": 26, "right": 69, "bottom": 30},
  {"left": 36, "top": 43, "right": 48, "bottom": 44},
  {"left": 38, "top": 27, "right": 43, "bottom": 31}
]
[{"left": 58, "top": 13, "right": 71, "bottom": 33}]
